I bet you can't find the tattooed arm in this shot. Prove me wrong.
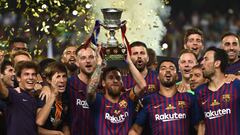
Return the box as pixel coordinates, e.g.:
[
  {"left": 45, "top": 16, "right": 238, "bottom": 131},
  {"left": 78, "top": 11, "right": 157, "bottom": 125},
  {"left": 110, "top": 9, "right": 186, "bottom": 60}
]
[
  {"left": 87, "top": 64, "right": 103, "bottom": 103},
  {"left": 87, "top": 45, "right": 104, "bottom": 103}
]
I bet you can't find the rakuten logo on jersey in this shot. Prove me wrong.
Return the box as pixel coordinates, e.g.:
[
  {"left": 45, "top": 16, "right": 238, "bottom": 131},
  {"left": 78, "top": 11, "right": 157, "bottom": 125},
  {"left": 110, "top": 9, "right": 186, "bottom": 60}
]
[
  {"left": 76, "top": 99, "right": 89, "bottom": 109},
  {"left": 105, "top": 112, "right": 129, "bottom": 123},
  {"left": 155, "top": 112, "right": 186, "bottom": 122},
  {"left": 204, "top": 108, "right": 231, "bottom": 119}
]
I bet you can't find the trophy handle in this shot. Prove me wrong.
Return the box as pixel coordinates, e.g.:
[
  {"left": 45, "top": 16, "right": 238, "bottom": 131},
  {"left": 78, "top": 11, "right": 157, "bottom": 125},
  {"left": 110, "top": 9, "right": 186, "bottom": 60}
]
[
  {"left": 120, "top": 20, "right": 127, "bottom": 27},
  {"left": 99, "top": 21, "right": 110, "bottom": 29},
  {"left": 99, "top": 21, "right": 106, "bottom": 28}
]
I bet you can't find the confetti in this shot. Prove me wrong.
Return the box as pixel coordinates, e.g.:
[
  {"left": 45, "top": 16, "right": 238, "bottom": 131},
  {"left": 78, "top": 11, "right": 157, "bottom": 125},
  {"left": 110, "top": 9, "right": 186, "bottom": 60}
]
[
  {"left": 0, "top": 0, "right": 94, "bottom": 57},
  {"left": 0, "top": 0, "right": 169, "bottom": 57}
]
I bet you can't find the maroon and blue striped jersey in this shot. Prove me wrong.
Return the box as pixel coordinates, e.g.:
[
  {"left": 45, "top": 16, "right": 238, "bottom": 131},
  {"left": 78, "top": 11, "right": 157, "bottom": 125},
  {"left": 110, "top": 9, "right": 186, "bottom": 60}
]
[
  {"left": 135, "top": 91, "right": 199, "bottom": 135},
  {"left": 122, "top": 70, "right": 159, "bottom": 96},
  {"left": 88, "top": 92, "right": 135, "bottom": 135},
  {"left": 195, "top": 79, "right": 240, "bottom": 135},
  {"left": 65, "top": 75, "right": 95, "bottom": 135},
  {"left": 225, "top": 59, "right": 240, "bottom": 74}
]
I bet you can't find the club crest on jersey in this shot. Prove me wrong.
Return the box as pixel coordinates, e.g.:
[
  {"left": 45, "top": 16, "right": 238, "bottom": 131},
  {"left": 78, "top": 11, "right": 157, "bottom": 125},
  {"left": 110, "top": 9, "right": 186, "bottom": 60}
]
[
  {"left": 125, "top": 88, "right": 132, "bottom": 92},
  {"left": 119, "top": 100, "right": 128, "bottom": 108},
  {"left": 166, "top": 104, "right": 176, "bottom": 110},
  {"left": 222, "top": 94, "right": 231, "bottom": 103},
  {"left": 210, "top": 99, "right": 220, "bottom": 106},
  {"left": 147, "top": 84, "right": 156, "bottom": 92},
  {"left": 178, "top": 101, "right": 186, "bottom": 108}
]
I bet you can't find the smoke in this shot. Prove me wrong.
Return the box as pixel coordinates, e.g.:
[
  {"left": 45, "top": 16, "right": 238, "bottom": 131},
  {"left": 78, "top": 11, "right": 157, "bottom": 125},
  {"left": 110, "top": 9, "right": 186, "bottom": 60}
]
[{"left": 90, "top": 0, "right": 170, "bottom": 55}]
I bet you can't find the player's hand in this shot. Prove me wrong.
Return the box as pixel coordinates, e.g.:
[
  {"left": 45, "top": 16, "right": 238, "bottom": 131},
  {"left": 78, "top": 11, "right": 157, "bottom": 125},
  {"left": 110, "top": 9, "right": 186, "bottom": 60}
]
[
  {"left": 44, "top": 91, "right": 57, "bottom": 105},
  {"left": 39, "top": 86, "right": 51, "bottom": 100},
  {"left": 15, "top": 87, "right": 21, "bottom": 93},
  {"left": 125, "top": 45, "right": 133, "bottom": 65},
  {"left": 224, "top": 74, "right": 237, "bottom": 83},
  {"left": 52, "top": 130, "right": 64, "bottom": 135},
  {"left": 177, "top": 83, "right": 189, "bottom": 93}
]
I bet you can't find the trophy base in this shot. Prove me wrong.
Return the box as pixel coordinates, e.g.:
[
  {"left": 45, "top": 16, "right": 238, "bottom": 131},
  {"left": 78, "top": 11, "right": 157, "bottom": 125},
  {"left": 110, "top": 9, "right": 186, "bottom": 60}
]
[
  {"left": 106, "top": 60, "right": 128, "bottom": 69},
  {"left": 102, "top": 46, "right": 126, "bottom": 61},
  {"left": 105, "top": 54, "right": 125, "bottom": 61}
]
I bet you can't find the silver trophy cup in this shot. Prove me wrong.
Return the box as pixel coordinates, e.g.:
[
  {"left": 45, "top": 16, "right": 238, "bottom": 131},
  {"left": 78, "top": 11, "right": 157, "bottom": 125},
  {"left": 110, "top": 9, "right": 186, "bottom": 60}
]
[{"left": 100, "top": 8, "right": 127, "bottom": 61}]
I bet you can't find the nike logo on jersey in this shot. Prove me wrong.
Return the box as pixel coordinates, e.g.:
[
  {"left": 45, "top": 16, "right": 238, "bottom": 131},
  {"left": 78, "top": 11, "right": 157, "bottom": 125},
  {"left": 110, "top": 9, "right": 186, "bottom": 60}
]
[
  {"left": 22, "top": 99, "right": 28, "bottom": 102},
  {"left": 106, "top": 105, "right": 112, "bottom": 108},
  {"left": 153, "top": 104, "right": 162, "bottom": 109},
  {"left": 202, "top": 100, "right": 208, "bottom": 105}
]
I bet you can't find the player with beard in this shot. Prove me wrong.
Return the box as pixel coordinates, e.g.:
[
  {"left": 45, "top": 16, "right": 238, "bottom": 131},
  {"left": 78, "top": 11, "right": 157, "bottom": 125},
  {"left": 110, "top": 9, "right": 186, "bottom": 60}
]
[
  {"left": 0, "top": 60, "right": 15, "bottom": 88},
  {"left": 220, "top": 32, "right": 240, "bottom": 75},
  {"left": 87, "top": 46, "right": 146, "bottom": 135},
  {"left": 195, "top": 47, "right": 240, "bottom": 135},
  {"left": 128, "top": 60, "right": 199, "bottom": 135},
  {"left": 121, "top": 41, "right": 159, "bottom": 135},
  {"left": 65, "top": 45, "right": 98, "bottom": 135},
  {"left": 122, "top": 41, "right": 160, "bottom": 135},
  {"left": 123, "top": 41, "right": 159, "bottom": 96},
  {"left": 61, "top": 45, "right": 78, "bottom": 76}
]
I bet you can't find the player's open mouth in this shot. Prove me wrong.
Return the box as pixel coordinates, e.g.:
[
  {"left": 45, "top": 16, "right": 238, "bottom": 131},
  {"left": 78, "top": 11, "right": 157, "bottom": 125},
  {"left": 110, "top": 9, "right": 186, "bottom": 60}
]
[
  {"left": 86, "top": 65, "right": 92, "bottom": 68},
  {"left": 184, "top": 69, "right": 191, "bottom": 74},
  {"left": 26, "top": 80, "right": 34, "bottom": 84},
  {"left": 58, "top": 85, "right": 66, "bottom": 90}
]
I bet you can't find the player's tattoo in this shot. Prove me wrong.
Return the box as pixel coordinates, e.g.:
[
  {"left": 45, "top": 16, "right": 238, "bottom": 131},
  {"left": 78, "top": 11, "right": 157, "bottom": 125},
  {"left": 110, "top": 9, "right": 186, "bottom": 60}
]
[{"left": 87, "top": 65, "right": 103, "bottom": 102}]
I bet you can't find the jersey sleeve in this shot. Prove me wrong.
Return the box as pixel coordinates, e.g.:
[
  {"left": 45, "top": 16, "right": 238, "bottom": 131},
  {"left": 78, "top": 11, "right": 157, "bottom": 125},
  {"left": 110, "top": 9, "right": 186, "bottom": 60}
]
[
  {"left": 134, "top": 105, "right": 148, "bottom": 127},
  {"left": 189, "top": 94, "right": 202, "bottom": 125},
  {"left": 0, "top": 100, "right": 6, "bottom": 111},
  {"left": 233, "top": 79, "right": 240, "bottom": 97},
  {"left": 134, "top": 97, "right": 150, "bottom": 127},
  {"left": 63, "top": 78, "right": 72, "bottom": 125},
  {"left": 6, "top": 88, "right": 17, "bottom": 103},
  {"left": 88, "top": 93, "right": 103, "bottom": 113},
  {"left": 194, "top": 85, "right": 206, "bottom": 123}
]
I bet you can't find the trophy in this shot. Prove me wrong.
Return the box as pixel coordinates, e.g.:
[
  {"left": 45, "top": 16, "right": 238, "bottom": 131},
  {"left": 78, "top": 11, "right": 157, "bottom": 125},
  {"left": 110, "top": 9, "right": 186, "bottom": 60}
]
[{"left": 100, "top": 8, "right": 127, "bottom": 61}]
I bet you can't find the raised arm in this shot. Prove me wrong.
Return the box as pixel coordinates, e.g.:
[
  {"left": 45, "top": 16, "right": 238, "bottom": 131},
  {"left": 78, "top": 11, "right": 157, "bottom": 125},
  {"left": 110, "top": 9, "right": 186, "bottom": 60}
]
[
  {"left": 0, "top": 78, "right": 9, "bottom": 99},
  {"left": 126, "top": 51, "right": 147, "bottom": 100},
  {"left": 87, "top": 45, "right": 104, "bottom": 103},
  {"left": 36, "top": 90, "right": 56, "bottom": 126}
]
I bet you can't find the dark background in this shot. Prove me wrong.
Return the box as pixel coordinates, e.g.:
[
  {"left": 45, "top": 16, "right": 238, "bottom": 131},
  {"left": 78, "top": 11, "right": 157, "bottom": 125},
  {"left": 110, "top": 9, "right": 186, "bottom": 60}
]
[{"left": 170, "top": 0, "right": 240, "bottom": 16}]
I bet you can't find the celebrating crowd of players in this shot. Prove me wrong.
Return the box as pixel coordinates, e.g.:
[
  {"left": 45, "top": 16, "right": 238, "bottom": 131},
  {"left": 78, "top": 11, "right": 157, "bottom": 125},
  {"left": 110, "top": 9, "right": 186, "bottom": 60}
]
[{"left": 0, "top": 28, "right": 240, "bottom": 135}]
